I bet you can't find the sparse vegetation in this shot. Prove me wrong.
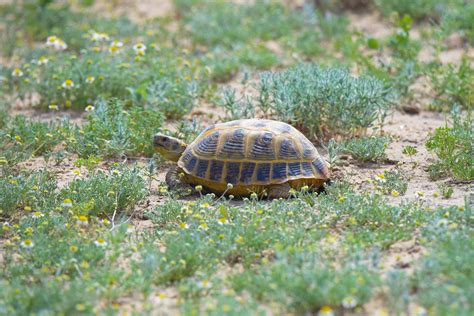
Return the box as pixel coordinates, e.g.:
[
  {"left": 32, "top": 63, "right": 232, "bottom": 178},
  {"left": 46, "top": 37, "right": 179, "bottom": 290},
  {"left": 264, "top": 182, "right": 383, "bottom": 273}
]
[
  {"left": 341, "top": 136, "right": 390, "bottom": 162},
  {"left": 430, "top": 58, "right": 474, "bottom": 111},
  {"left": 67, "top": 99, "right": 164, "bottom": 158},
  {"left": 0, "top": 0, "right": 472, "bottom": 314},
  {"left": 426, "top": 114, "right": 474, "bottom": 180},
  {"left": 220, "top": 64, "right": 393, "bottom": 139},
  {"left": 9, "top": 47, "right": 205, "bottom": 117}
]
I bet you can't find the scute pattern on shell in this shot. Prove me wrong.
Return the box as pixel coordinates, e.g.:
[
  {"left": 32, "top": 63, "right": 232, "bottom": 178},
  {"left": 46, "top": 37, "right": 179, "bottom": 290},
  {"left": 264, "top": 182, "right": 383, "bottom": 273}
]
[{"left": 178, "top": 119, "right": 329, "bottom": 185}]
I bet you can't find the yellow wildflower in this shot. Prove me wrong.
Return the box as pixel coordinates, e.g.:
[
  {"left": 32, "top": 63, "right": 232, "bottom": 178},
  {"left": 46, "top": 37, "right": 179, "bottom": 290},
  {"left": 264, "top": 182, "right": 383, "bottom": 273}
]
[
  {"left": 12, "top": 68, "right": 24, "bottom": 77},
  {"left": 38, "top": 56, "right": 49, "bottom": 65},
  {"left": 76, "top": 215, "right": 88, "bottom": 226},
  {"left": 318, "top": 306, "right": 334, "bottom": 316},
  {"left": 94, "top": 238, "right": 108, "bottom": 247},
  {"left": 133, "top": 43, "right": 146, "bottom": 55},
  {"left": 32, "top": 211, "right": 45, "bottom": 219},
  {"left": 179, "top": 222, "right": 189, "bottom": 229},
  {"left": 62, "top": 79, "right": 74, "bottom": 89},
  {"left": 217, "top": 218, "right": 229, "bottom": 225},
  {"left": 62, "top": 198, "right": 73, "bottom": 207},
  {"left": 21, "top": 239, "right": 34, "bottom": 249},
  {"left": 197, "top": 279, "right": 212, "bottom": 289}
]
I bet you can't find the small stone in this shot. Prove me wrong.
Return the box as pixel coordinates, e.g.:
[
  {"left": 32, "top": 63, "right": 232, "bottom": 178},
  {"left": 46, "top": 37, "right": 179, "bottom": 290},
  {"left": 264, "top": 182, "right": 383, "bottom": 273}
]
[{"left": 402, "top": 104, "right": 420, "bottom": 115}]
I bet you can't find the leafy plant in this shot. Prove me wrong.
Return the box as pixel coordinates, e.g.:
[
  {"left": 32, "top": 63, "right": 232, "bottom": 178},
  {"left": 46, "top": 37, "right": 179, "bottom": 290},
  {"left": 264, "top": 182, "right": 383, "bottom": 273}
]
[
  {"left": 372, "top": 170, "right": 409, "bottom": 196},
  {"left": 413, "top": 210, "right": 474, "bottom": 315},
  {"left": 438, "top": 183, "right": 454, "bottom": 199},
  {"left": 430, "top": 58, "right": 474, "bottom": 111},
  {"left": 426, "top": 114, "right": 473, "bottom": 180},
  {"left": 402, "top": 145, "right": 418, "bottom": 157},
  {"left": 218, "top": 88, "right": 255, "bottom": 121},
  {"left": 234, "top": 64, "right": 394, "bottom": 138},
  {"left": 0, "top": 170, "right": 58, "bottom": 218},
  {"left": 440, "top": 2, "right": 474, "bottom": 43},
  {"left": 231, "top": 249, "right": 379, "bottom": 313},
  {"left": 67, "top": 99, "right": 163, "bottom": 158},
  {"left": 9, "top": 46, "right": 207, "bottom": 117},
  {"left": 0, "top": 115, "right": 68, "bottom": 167},
  {"left": 341, "top": 136, "right": 390, "bottom": 162},
  {"left": 183, "top": 1, "right": 307, "bottom": 47},
  {"left": 60, "top": 165, "right": 147, "bottom": 217},
  {"left": 374, "top": 0, "right": 447, "bottom": 21}
]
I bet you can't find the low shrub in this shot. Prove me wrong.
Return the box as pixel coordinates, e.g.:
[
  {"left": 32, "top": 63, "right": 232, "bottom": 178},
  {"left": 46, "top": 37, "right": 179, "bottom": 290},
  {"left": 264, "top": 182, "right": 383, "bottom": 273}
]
[
  {"left": 60, "top": 165, "right": 147, "bottom": 217},
  {"left": 221, "top": 64, "right": 393, "bottom": 139},
  {"left": 426, "top": 113, "right": 473, "bottom": 180},
  {"left": 67, "top": 99, "right": 163, "bottom": 158}
]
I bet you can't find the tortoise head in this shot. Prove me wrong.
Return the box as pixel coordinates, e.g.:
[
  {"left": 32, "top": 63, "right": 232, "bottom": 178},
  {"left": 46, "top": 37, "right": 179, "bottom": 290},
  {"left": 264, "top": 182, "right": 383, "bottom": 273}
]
[{"left": 153, "top": 133, "right": 187, "bottom": 162}]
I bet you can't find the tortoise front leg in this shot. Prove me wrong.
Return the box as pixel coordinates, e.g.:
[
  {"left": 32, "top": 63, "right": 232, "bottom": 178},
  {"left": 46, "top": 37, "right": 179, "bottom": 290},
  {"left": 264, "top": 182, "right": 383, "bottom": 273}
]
[
  {"left": 267, "top": 182, "right": 291, "bottom": 199},
  {"left": 165, "top": 165, "right": 191, "bottom": 192}
]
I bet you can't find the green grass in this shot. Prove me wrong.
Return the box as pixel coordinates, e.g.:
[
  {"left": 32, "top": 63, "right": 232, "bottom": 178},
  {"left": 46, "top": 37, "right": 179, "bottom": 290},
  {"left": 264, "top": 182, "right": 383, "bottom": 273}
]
[
  {"left": 0, "top": 170, "right": 58, "bottom": 218},
  {"left": 231, "top": 249, "right": 379, "bottom": 313},
  {"left": 0, "top": 175, "right": 470, "bottom": 314}
]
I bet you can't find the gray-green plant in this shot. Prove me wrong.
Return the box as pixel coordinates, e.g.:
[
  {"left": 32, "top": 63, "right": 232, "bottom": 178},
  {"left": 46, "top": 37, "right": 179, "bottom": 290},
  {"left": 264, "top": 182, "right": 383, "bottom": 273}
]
[
  {"left": 438, "top": 183, "right": 454, "bottom": 199},
  {"left": 66, "top": 99, "right": 163, "bottom": 158},
  {"left": 239, "top": 64, "right": 393, "bottom": 138},
  {"left": 374, "top": 170, "right": 409, "bottom": 196},
  {"left": 0, "top": 170, "right": 58, "bottom": 218},
  {"left": 60, "top": 165, "right": 147, "bottom": 217},
  {"left": 342, "top": 136, "right": 391, "bottom": 162},
  {"left": 0, "top": 115, "right": 69, "bottom": 167}
]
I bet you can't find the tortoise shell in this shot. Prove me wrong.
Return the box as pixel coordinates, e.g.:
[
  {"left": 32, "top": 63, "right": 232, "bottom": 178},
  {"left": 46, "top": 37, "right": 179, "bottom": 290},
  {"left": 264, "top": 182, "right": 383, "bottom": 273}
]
[{"left": 177, "top": 119, "right": 330, "bottom": 188}]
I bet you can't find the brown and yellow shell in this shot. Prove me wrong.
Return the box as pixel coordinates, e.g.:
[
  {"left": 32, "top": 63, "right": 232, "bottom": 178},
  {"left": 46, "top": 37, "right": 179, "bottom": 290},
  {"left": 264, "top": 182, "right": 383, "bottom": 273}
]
[{"left": 177, "top": 119, "right": 330, "bottom": 195}]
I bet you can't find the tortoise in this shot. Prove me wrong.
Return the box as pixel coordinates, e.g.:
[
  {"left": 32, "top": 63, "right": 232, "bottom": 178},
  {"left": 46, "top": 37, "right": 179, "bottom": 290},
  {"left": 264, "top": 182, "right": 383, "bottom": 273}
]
[{"left": 153, "top": 119, "right": 330, "bottom": 198}]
